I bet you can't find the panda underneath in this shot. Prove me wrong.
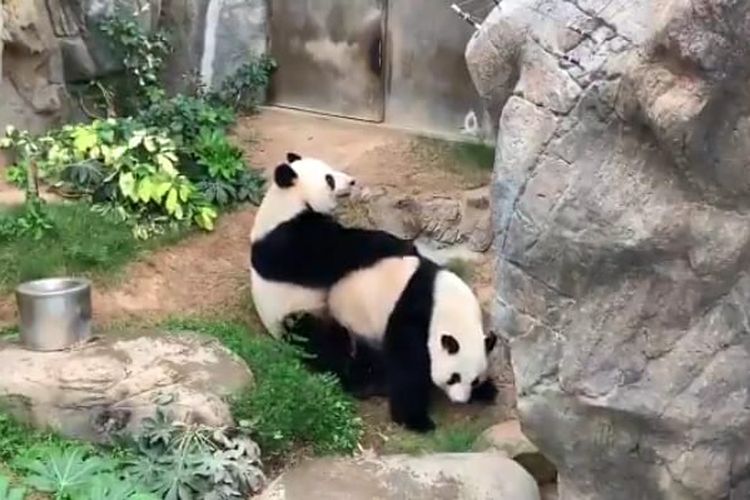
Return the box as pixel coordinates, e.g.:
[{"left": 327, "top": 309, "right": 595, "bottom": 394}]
[
  {"left": 297, "top": 253, "right": 499, "bottom": 433},
  {"left": 250, "top": 153, "right": 497, "bottom": 432}
]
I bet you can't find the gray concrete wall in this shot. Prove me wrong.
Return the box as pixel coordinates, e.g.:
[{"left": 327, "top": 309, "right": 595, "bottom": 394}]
[{"left": 384, "top": 0, "right": 493, "bottom": 141}]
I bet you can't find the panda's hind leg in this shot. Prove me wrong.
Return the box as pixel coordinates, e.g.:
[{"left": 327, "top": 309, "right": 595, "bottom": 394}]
[
  {"left": 283, "top": 313, "right": 385, "bottom": 399},
  {"left": 384, "top": 323, "right": 435, "bottom": 433}
]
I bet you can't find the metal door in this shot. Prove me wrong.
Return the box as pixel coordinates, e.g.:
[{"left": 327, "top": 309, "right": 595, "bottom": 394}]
[{"left": 268, "top": 0, "right": 386, "bottom": 122}]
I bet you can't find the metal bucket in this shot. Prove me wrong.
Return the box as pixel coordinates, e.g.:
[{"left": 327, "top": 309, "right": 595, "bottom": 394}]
[{"left": 15, "top": 277, "right": 92, "bottom": 351}]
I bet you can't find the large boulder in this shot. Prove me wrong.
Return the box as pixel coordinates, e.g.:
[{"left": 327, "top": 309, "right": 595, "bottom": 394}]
[
  {"left": 0, "top": 0, "right": 67, "bottom": 133},
  {"left": 0, "top": 332, "right": 252, "bottom": 442},
  {"left": 256, "top": 452, "right": 540, "bottom": 500},
  {"left": 466, "top": 1, "right": 750, "bottom": 499}
]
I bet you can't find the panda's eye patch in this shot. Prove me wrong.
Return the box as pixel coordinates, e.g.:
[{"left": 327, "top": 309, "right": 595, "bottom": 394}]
[
  {"left": 471, "top": 378, "right": 479, "bottom": 387},
  {"left": 447, "top": 373, "right": 461, "bottom": 385},
  {"left": 325, "top": 174, "right": 335, "bottom": 190},
  {"left": 441, "top": 334, "right": 460, "bottom": 354}
]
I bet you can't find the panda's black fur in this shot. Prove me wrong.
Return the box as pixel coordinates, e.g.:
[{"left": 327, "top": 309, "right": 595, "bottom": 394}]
[
  {"left": 251, "top": 160, "right": 419, "bottom": 291},
  {"left": 251, "top": 207, "right": 418, "bottom": 290},
  {"left": 288, "top": 257, "right": 498, "bottom": 433}
]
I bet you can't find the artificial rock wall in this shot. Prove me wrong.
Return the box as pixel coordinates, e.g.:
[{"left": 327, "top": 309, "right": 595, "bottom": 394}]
[
  {"left": 0, "top": 0, "right": 267, "bottom": 134},
  {"left": 466, "top": 1, "right": 750, "bottom": 499}
]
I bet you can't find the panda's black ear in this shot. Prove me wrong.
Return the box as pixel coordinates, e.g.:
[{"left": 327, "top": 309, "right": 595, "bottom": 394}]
[
  {"left": 287, "top": 152, "right": 302, "bottom": 163},
  {"left": 485, "top": 331, "right": 498, "bottom": 353},
  {"left": 441, "top": 334, "right": 460, "bottom": 355},
  {"left": 274, "top": 163, "right": 297, "bottom": 188}
]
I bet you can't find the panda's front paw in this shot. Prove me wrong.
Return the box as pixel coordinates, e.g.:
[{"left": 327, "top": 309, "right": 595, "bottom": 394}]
[
  {"left": 399, "top": 415, "right": 436, "bottom": 434},
  {"left": 470, "top": 379, "right": 498, "bottom": 404}
]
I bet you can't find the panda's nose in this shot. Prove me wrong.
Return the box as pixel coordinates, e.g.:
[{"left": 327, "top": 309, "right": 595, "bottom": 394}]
[{"left": 349, "top": 179, "right": 356, "bottom": 186}]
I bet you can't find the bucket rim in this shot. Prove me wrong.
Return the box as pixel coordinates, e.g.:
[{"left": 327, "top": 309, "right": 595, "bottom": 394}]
[{"left": 16, "top": 277, "right": 91, "bottom": 298}]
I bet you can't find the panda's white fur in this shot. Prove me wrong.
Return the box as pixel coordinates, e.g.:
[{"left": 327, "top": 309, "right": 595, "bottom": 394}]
[
  {"left": 328, "top": 255, "right": 490, "bottom": 404},
  {"left": 249, "top": 153, "right": 418, "bottom": 339},
  {"left": 250, "top": 156, "right": 355, "bottom": 337}
]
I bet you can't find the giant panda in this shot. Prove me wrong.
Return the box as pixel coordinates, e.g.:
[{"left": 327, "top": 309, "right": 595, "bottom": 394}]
[
  {"left": 290, "top": 253, "right": 499, "bottom": 433},
  {"left": 250, "top": 152, "right": 418, "bottom": 339}
]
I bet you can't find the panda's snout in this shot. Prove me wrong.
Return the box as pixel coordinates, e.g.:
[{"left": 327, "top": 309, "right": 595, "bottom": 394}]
[{"left": 335, "top": 175, "right": 357, "bottom": 197}]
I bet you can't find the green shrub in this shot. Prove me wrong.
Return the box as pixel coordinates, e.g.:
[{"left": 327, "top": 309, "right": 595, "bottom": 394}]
[
  {"left": 138, "top": 95, "right": 235, "bottom": 148},
  {"left": 206, "top": 56, "right": 277, "bottom": 113},
  {"left": 98, "top": 15, "right": 171, "bottom": 115},
  {"left": 120, "top": 404, "right": 265, "bottom": 499},
  {"left": 164, "top": 319, "right": 363, "bottom": 457}
]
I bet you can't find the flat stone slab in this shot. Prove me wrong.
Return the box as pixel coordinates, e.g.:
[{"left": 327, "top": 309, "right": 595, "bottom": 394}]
[
  {"left": 0, "top": 331, "right": 252, "bottom": 441},
  {"left": 256, "top": 452, "right": 540, "bottom": 500}
]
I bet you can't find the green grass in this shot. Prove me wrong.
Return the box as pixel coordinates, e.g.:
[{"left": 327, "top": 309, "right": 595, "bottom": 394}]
[
  {"left": 0, "top": 203, "right": 185, "bottom": 291},
  {"left": 0, "top": 413, "right": 69, "bottom": 465},
  {"left": 163, "top": 318, "right": 363, "bottom": 457},
  {"left": 382, "top": 420, "right": 485, "bottom": 455}
]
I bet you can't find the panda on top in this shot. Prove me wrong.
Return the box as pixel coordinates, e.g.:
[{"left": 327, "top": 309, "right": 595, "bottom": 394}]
[{"left": 250, "top": 153, "right": 497, "bottom": 433}]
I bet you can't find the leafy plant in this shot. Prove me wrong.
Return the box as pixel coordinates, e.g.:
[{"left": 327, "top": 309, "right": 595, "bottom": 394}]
[
  {"left": 165, "top": 319, "right": 363, "bottom": 456},
  {"left": 208, "top": 55, "right": 277, "bottom": 112},
  {"left": 14, "top": 446, "right": 155, "bottom": 500},
  {"left": 1, "top": 120, "right": 218, "bottom": 238},
  {"left": 98, "top": 14, "right": 171, "bottom": 114},
  {"left": 0, "top": 475, "right": 25, "bottom": 500},
  {"left": 138, "top": 95, "right": 235, "bottom": 148},
  {"left": 4, "top": 164, "right": 26, "bottom": 189},
  {"left": 0, "top": 200, "right": 54, "bottom": 241},
  {"left": 121, "top": 405, "right": 265, "bottom": 499},
  {"left": 16, "top": 446, "right": 113, "bottom": 499}
]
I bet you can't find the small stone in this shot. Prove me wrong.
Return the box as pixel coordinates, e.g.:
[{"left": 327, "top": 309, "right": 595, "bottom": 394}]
[
  {"left": 257, "top": 452, "right": 541, "bottom": 500},
  {"left": 476, "top": 420, "right": 557, "bottom": 485}
]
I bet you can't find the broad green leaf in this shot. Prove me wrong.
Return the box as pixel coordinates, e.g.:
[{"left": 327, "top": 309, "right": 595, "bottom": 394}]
[
  {"left": 195, "top": 209, "right": 216, "bottom": 231},
  {"left": 88, "top": 145, "right": 101, "bottom": 160},
  {"left": 144, "top": 136, "right": 157, "bottom": 153},
  {"left": 119, "top": 172, "right": 137, "bottom": 201},
  {"left": 153, "top": 180, "right": 172, "bottom": 202},
  {"left": 72, "top": 127, "right": 98, "bottom": 153},
  {"left": 137, "top": 177, "right": 154, "bottom": 203},
  {"left": 128, "top": 132, "right": 144, "bottom": 149},
  {"left": 165, "top": 188, "right": 179, "bottom": 215},
  {"left": 156, "top": 154, "right": 177, "bottom": 176},
  {"left": 178, "top": 183, "right": 192, "bottom": 202}
]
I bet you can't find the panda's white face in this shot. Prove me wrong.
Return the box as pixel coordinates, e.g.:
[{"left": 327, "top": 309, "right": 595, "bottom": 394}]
[
  {"left": 428, "top": 271, "right": 497, "bottom": 403},
  {"left": 432, "top": 332, "right": 495, "bottom": 403},
  {"left": 251, "top": 153, "right": 356, "bottom": 241},
  {"left": 282, "top": 153, "right": 356, "bottom": 214}
]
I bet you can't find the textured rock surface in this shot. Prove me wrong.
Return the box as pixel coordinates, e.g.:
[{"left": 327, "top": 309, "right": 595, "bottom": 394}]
[
  {"left": 476, "top": 419, "right": 557, "bottom": 485},
  {"left": 466, "top": 1, "right": 750, "bottom": 499},
  {"left": 256, "top": 452, "right": 540, "bottom": 500},
  {"left": 347, "top": 186, "right": 494, "bottom": 252},
  {"left": 0, "top": 332, "right": 252, "bottom": 442},
  {"left": 163, "top": 0, "right": 268, "bottom": 93},
  {"left": 0, "top": 0, "right": 67, "bottom": 133}
]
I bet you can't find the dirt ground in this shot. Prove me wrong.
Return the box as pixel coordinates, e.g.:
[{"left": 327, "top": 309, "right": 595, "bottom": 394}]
[
  {"left": 0, "top": 108, "right": 516, "bottom": 450},
  {"left": 0, "top": 108, "right": 494, "bottom": 326}
]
